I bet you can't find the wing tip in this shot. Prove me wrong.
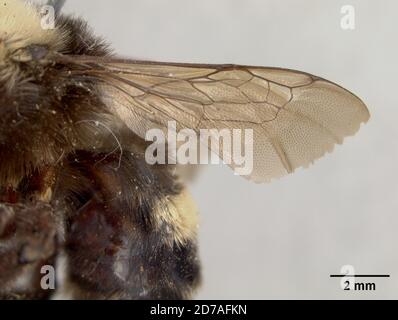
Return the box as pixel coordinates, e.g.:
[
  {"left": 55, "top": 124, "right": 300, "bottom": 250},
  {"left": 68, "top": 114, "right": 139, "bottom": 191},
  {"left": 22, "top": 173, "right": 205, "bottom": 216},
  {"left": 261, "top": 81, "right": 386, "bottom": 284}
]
[{"left": 248, "top": 100, "right": 370, "bottom": 184}]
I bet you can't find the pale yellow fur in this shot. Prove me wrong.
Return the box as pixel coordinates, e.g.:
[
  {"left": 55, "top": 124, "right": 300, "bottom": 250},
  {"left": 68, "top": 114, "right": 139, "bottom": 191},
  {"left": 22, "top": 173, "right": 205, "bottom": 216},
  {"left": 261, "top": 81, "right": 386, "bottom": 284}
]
[
  {"left": 0, "top": 0, "right": 66, "bottom": 51},
  {"left": 155, "top": 189, "right": 199, "bottom": 247},
  {"left": 0, "top": 0, "right": 67, "bottom": 88}
]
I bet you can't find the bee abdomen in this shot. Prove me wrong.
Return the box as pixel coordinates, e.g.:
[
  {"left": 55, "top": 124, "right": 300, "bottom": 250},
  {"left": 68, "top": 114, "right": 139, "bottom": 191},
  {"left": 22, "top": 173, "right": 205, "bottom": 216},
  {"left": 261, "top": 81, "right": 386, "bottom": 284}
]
[{"left": 55, "top": 151, "right": 201, "bottom": 299}]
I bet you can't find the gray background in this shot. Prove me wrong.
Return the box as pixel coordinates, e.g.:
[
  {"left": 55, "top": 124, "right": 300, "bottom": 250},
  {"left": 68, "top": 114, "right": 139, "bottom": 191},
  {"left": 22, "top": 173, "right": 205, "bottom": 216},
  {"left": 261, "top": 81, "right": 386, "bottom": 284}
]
[{"left": 61, "top": 0, "right": 397, "bottom": 299}]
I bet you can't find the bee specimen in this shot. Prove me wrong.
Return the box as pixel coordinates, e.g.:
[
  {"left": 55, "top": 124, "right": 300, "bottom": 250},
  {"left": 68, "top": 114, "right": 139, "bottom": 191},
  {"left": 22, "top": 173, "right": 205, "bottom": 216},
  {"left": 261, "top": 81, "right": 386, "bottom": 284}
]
[{"left": 0, "top": 0, "right": 369, "bottom": 299}]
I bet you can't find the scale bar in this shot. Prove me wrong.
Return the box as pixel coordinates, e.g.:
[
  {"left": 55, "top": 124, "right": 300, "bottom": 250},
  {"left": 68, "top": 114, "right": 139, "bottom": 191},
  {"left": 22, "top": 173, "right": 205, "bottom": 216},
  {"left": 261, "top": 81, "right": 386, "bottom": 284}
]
[{"left": 330, "top": 275, "right": 390, "bottom": 278}]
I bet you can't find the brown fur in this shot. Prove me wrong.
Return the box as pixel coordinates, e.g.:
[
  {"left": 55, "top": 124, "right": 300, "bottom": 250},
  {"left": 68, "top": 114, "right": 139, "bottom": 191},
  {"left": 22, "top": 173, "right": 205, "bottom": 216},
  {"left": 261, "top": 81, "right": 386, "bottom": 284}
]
[{"left": 0, "top": 0, "right": 200, "bottom": 299}]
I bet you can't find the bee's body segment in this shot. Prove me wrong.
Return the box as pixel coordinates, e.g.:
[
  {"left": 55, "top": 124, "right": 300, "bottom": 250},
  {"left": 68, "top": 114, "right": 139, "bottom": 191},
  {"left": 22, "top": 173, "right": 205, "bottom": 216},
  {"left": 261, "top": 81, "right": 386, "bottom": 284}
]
[
  {"left": 0, "top": 148, "right": 201, "bottom": 299},
  {"left": 0, "top": 0, "right": 201, "bottom": 299},
  {"left": 54, "top": 150, "right": 200, "bottom": 299},
  {"left": 0, "top": 0, "right": 63, "bottom": 49}
]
